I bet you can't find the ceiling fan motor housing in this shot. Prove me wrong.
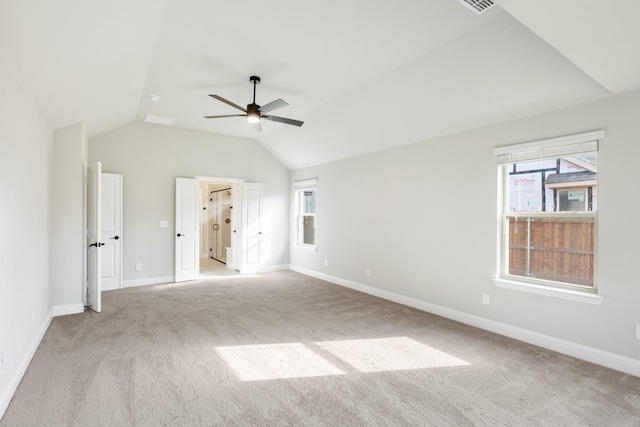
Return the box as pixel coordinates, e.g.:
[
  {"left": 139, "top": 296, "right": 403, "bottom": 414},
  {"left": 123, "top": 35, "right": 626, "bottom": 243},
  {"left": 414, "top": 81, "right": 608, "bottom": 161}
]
[
  {"left": 246, "top": 103, "right": 261, "bottom": 122},
  {"left": 247, "top": 103, "right": 261, "bottom": 114}
]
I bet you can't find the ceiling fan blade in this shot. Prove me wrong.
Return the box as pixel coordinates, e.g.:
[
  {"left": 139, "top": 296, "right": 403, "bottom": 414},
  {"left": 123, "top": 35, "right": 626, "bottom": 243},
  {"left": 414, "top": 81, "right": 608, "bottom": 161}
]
[
  {"left": 262, "top": 115, "right": 304, "bottom": 127},
  {"left": 260, "top": 98, "right": 288, "bottom": 114},
  {"left": 203, "top": 114, "right": 246, "bottom": 119},
  {"left": 208, "top": 94, "right": 247, "bottom": 112},
  {"left": 251, "top": 122, "right": 262, "bottom": 132}
]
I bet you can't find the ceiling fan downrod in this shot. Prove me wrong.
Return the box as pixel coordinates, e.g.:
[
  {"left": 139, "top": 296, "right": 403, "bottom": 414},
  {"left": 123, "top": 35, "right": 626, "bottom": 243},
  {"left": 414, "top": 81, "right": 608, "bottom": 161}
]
[{"left": 250, "top": 75, "right": 260, "bottom": 104}]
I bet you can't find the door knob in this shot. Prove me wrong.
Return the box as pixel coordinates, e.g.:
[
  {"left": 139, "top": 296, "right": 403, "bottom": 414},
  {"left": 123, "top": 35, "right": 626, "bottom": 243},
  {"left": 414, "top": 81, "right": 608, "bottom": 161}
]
[
  {"left": 177, "top": 233, "right": 183, "bottom": 237},
  {"left": 111, "top": 235, "right": 120, "bottom": 240}
]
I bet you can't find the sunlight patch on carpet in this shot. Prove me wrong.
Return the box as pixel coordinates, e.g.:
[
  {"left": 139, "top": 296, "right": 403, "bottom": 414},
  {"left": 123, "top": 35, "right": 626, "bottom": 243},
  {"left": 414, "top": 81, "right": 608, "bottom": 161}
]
[
  {"left": 315, "top": 337, "right": 470, "bottom": 372},
  {"left": 215, "top": 343, "right": 345, "bottom": 381}
]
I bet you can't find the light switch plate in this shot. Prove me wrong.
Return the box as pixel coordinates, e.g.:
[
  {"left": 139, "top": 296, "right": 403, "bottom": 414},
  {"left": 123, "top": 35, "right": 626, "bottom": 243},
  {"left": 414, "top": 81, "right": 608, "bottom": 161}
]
[{"left": 160, "top": 221, "right": 168, "bottom": 228}]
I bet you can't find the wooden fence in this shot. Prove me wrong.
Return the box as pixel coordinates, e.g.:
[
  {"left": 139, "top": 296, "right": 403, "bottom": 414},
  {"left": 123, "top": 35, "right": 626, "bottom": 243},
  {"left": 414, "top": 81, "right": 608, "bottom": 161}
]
[{"left": 508, "top": 216, "right": 595, "bottom": 287}]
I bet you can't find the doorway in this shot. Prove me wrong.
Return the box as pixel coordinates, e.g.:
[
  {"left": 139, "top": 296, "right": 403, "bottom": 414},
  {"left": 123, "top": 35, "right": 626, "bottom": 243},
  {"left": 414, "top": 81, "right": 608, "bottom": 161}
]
[
  {"left": 200, "top": 181, "right": 235, "bottom": 277},
  {"left": 175, "top": 176, "right": 264, "bottom": 281}
]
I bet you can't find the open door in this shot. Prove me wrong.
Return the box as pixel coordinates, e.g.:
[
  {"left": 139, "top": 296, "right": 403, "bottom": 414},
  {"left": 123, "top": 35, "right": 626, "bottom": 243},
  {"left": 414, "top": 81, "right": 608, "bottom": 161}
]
[
  {"left": 231, "top": 182, "right": 243, "bottom": 271},
  {"left": 175, "top": 177, "right": 199, "bottom": 282},
  {"left": 241, "top": 183, "right": 264, "bottom": 274},
  {"left": 87, "top": 162, "right": 102, "bottom": 312},
  {"left": 100, "top": 173, "right": 123, "bottom": 291}
]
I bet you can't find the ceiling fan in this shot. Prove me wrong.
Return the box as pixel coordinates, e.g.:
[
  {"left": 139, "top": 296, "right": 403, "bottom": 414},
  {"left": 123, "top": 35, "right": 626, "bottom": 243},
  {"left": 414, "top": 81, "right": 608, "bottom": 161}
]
[{"left": 204, "top": 76, "right": 304, "bottom": 131}]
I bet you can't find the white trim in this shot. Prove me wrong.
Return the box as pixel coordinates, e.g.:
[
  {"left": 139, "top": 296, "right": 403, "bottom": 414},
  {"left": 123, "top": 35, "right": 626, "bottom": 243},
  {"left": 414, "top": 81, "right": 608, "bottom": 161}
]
[
  {"left": 292, "top": 244, "right": 317, "bottom": 252},
  {"left": 257, "top": 264, "right": 290, "bottom": 273},
  {"left": 289, "top": 265, "right": 639, "bottom": 378},
  {"left": 0, "top": 308, "right": 54, "bottom": 421},
  {"left": 493, "top": 130, "right": 603, "bottom": 164},
  {"left": 492, "top": 278, "right": 604, "bottom": 305},
  {"left": 52, "top": 303, "right": 85, "bottom": 316},
  {"left": 195, "top": 176, "right": 245, "bottom": 184},
  {"left": 123, "top": 276, "right": 175, "bottom": 288},
  {"left": 293, "top": 178, "right": 317, "bottom": 189}
]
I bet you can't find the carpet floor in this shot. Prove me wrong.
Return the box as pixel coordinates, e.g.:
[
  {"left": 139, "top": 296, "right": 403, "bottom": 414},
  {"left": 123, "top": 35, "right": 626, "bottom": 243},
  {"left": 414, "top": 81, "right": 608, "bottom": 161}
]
[{"left": 2, "top": 271, "right": 639, "bottom": 426}]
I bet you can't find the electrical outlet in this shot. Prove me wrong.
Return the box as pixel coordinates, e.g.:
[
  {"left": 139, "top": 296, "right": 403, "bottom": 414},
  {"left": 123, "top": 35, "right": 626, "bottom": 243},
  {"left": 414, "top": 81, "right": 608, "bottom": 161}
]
[
  {"left": 636, "top": 325, "right": 640, "bottom": 341},
  {"left": 32, "top": 310, "right": 35, "bottom": 323},
  {"left": 482, "top": 294, "right": 490, "bottom": 305},
  {"left": 160, "top": 221, "right": 168, "bottom": 228},
  {"left": 0, "top": 352, "right": 3, "bottom": 374},
  {"left": 135, "top": 263, "right": 142, "bottom": 271},
  {"left": 324, "top": 259, "right": 328, "bottom": 267},
  {"left": 365, "top": 268, "right": 371, "bottom": 277}
]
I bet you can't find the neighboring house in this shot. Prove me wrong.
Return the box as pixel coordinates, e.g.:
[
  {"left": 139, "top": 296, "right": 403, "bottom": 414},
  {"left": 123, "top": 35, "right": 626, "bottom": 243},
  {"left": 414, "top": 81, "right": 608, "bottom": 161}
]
[{"left": 508, "top": 156, "right": 597, "bottom": 213}]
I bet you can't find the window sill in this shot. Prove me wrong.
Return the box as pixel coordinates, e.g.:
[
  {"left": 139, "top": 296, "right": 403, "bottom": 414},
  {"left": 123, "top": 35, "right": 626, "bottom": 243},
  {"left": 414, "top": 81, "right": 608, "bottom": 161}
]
[
  {"left": 293, "top": 244, "right": 317, "bottom": 253},
  {"left": 492, "top": 277, "right": 604, "bottom": 305}
]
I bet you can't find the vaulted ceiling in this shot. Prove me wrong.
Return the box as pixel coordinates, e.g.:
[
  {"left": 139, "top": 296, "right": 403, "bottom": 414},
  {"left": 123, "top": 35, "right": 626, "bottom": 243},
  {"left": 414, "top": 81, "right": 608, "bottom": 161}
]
[{"left": 1, "top": 1, "right": 638, "bottom": 170}]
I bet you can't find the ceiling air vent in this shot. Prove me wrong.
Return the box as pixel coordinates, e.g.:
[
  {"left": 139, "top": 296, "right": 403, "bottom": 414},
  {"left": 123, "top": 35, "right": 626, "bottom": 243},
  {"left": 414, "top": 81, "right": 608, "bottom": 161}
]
[
  {"left": 144, "top": 114, "right": 175, "bottom": 126},
  {"left": 459, "top": 0, "right": 496, "bottom": 15}
]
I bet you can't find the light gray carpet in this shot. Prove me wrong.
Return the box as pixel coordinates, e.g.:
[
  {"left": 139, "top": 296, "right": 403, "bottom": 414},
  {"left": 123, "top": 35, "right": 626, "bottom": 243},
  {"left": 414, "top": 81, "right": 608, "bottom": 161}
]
[{"left": 2, "top": 271, "right": 639, "bottom": 426}]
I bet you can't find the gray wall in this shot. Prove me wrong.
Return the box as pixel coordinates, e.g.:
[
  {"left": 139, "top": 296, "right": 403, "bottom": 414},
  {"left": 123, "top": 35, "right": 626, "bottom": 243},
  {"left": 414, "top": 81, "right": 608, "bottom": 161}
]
[
  {"left": 89, "top": 122, "right": 290, "bottom": 282},
  {"left": 0, "top": 53, "right": 53, "bottom": 414},
  {"left": 291, "top": 89, "right": 640, "bottom": 361},
  {"left": 51, "top": 123, "right": 86, "bottom": 307}
]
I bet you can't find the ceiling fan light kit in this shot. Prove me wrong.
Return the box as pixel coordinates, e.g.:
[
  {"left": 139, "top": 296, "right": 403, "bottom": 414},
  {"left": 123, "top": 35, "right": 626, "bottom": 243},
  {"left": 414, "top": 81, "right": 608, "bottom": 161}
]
[{"left": 205, "top": 76, "right": 303, "bottom": 131}]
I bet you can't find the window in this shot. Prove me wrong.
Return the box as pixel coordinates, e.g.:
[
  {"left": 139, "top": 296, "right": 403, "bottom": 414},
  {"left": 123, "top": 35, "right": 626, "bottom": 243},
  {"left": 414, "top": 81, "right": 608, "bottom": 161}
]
[
  {"left": 493, "top": 131, "right": 604, "bottom": 301},
  {"left": 294, "top": 179, "right": 317, "bottom": 249}
]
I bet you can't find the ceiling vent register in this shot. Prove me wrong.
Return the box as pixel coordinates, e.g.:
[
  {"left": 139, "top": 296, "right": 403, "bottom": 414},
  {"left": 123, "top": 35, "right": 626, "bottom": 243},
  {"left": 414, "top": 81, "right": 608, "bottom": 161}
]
[{"left": 459, "top": 0, "right": 496, "bottom": 15}]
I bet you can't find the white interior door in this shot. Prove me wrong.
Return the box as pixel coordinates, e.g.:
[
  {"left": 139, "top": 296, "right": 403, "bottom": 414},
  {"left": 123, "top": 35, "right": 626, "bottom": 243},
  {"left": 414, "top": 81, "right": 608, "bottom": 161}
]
[
  {"left": 241, "top": 183, "right": 263, "bottom": 274},
  {"left": 87, "top": 162, "right": 102, "bottom": 312},
  {"left": 231, "top": 182, "right": 242, "bottom": 271},
  {"left": 100, "top": 173, "right": 122, "bottom": 291},
  {"left": 175, "top": 177, "right": 199, "bottom": 282}
]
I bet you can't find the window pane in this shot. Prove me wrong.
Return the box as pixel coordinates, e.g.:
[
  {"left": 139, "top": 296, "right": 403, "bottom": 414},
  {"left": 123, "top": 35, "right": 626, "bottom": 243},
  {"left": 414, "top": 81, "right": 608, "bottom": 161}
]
[
  {"left": 302, "top": 215, "right": 315, "bottom": 245},
  {"left": 299, "top": 189, "right": 316, "bottom": 214},
  {"left": 508, "top": 216, "right": 594, "bottom": 287}
]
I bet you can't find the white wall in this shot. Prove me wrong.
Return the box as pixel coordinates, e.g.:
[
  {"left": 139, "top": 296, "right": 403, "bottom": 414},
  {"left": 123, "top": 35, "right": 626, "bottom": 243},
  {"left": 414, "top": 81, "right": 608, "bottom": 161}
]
[
  {"left": 50, "top": 123, "right": 86, "bottom": 310},
  {"left": 291, "top": 89, "right": 640, "bottom": 363},
  {"left": 89, "top": 122, "right": 290, "bottom": 283},
  {"left": 0, "top": 53, "right": 53, "bottom": 418}
]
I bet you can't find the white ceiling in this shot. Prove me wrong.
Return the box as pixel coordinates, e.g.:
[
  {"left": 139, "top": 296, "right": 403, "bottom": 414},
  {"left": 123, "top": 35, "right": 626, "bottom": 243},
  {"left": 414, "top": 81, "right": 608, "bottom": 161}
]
[{"left": 1, "top": 0, "right": 638, "bottom": 170}]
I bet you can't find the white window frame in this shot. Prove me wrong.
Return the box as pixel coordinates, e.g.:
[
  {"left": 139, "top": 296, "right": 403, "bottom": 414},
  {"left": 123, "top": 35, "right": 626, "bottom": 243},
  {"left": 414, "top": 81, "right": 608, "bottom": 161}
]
[
  {"left": 492, "top": 130, "right": 605, "bottom": 305},
  {"left": 294, "top": 178, "right": 317, "bottom": 252}
]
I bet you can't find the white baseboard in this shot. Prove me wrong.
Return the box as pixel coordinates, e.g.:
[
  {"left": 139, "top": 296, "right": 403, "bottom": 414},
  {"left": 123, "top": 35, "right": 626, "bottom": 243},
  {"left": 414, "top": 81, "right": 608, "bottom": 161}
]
[
  {"left": 0, "top": 308, "right": 54, "bottom": 421},
  {"left": 52, "top": 303, "right": 84, "bottom": 317},
  {"left": 123, "top": 276, "right": 174, "bottom": 288},
  {"left": 289, "top": 265, "right": 640, "bottom": 378},
  {"left": 259, "top": 264, "right": 290, "bottom": 273}
]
